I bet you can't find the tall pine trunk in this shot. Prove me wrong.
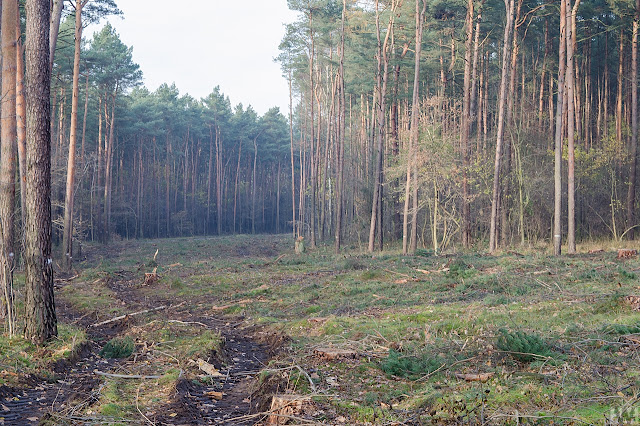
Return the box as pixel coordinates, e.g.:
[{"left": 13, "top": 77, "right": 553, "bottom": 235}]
[
  {"left": 566, "top": 0, "right": 580, "bottom": 253},
  {"left": 335, "top": 0, "right": 346, "bottom": 253},
  {"left": 1, "top": 0, "right": 19, "bottom": 336},
  {"left": 554, "top": 0, "right": 567, "bottom": 255},
  {"left": 628, "top": 0, "right": 639, "bottom": 239},
  {"left": 489, "top": 0, "right": 516, "bottom": 253},
  {"left": 24, "top": 0, "right": 57, "bottom": 344},
  {"left": 62, "top": 0, "right": 85, "bottom": 270}
]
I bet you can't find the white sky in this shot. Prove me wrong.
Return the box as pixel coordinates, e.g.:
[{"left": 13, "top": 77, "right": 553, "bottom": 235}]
[{"left": 89, "top": 1, "right": 299, "bottom": 116}]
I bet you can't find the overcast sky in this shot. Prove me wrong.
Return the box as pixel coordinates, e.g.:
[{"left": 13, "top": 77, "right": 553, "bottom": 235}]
[{"left": 89, "top": 1, "right": 299, "bottom": 116}]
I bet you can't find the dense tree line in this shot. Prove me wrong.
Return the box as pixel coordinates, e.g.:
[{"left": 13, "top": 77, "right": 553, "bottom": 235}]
[{"left": 278, "top": 0, "right": 640, "bottom": 254}]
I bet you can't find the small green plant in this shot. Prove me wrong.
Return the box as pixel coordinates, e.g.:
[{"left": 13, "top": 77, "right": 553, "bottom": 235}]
[
  {"left": 448, "top": 259, "right": 474, "bottom": 278},
  {"left": 617, "top": 267, "right": 637, "bottom": 280},
  {"left": 594, "top": 292, "right": 626, "bottom": 314},
  {"left": 495, "top": 329, "right": 554, "bottom": 363},
  {"left": 380, "top": 350, "right": 444, "bottom": 379},
  {"left": 100, "top": 336, "right": 135, "bottom": 359},
  {"left": 360, "top": 270, "right": 379, "bottom": 280},
  {"left": 415, "top": 248, "right": 434, "bottom": 257},
  {"left": 338, "top": 258, "right": 366, "bottom": 270}
]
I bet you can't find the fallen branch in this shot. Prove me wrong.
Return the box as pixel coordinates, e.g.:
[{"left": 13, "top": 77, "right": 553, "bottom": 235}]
[
  {"left": 90, "top": 304, "right": 177, "bottom": 328},
  {"left": 94, "top": 370, "right": 162, "bottom": 380},
  {"left": 417, "top": 356, "right": 478, "bottom": 381},
  {"left": 295, "top": 365, "right": 317, "bottom": 393}
]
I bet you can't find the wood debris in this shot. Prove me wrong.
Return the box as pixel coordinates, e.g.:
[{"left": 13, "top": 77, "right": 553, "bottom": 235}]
[
  {"left": 314, "top": 347, "right": 358, "bottom": 360},
  {"left": 204, "top": 390, "right": 223, "bottom": 400},
  {"left": 90, "top": 305, "right": 168, "bottom": 328},
  {"left": 455, "top": 372, "right": 495, "bottom": 382},
  {"left": 624, "top": 295, "right": 640, "bottom": 311},
  {"left": 195, "top": 358, "right": 224, "bottom": 377},
  {"left": 268, "top": 394, "right": 311, "bottom": 425},
  {"left": 143, "top": 267, "right": 159, "bottom": 285},
  {"left": 617, "top": 249, "right": 638, "bottom": 259}
]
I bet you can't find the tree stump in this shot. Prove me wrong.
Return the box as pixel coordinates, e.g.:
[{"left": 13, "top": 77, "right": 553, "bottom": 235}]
[
  {"left": 294, "top": 236, "right": 305, "bottom": 254},
  {"left": 268, "top": 394, "right": 311, "bottom": 425},
  {"left": 143, "top": 267, "right": 158, "bottom": 285},
  {"left": 617, "top": 249, "right": 638, "bottom": 259}
]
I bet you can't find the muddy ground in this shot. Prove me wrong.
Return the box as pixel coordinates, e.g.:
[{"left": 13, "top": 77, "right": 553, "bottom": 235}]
[{"left": 1, "top": 241, "right": 291, "bottom": 425}]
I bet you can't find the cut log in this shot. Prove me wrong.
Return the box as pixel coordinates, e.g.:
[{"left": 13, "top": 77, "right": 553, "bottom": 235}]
[
  {"left": 313, "top": 347, "right": 357, "bottom": 360},
  {"left": 617, "top": 249, "right": 638, "bottom": 259},
  {"left": 268, "top": 394, "right": 311, "bottom": 425},
  {"left": 455, "top": 372, "right": 495, "bottom": 382}
]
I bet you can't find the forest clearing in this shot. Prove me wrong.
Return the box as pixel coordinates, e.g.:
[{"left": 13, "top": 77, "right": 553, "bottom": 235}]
[
  {"left": 4, "top": 0, "right": 640, "bottom": 424},
  {"left": 1, "top": 234, "right": 639, "bottom": 424}
]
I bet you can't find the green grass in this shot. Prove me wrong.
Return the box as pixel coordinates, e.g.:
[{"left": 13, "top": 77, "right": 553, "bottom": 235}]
[
  {"left": 5, "top": 235, "right": 637, "bottom": 424},
  {"left": 0, "top": 323, "right": 87, "bottom": 386}
]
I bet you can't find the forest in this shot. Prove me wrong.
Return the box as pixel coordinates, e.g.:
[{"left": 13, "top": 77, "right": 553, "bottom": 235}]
[{"left": 1, "top": 0, "right": 640, "bottom": 424}]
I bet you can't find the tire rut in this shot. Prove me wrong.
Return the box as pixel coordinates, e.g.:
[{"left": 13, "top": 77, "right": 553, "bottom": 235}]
[{"left": 1, "top": 275, "right": 276, "bottom": 425}]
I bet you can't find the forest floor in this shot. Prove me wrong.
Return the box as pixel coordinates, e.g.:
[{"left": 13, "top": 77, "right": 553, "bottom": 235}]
[{"left": 1, "top": 234, "right": 640, "bottom": 425}]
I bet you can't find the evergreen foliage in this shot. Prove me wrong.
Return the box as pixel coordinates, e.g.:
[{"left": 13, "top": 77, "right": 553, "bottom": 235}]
[
  {"left": 100, "top": 336, "right": 135, "bottom": 359},
  {"left": 495, "top": 329, "right": 555, "bottom": 363}
]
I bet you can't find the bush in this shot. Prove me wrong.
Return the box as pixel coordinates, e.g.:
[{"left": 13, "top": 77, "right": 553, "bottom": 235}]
[
  {"left": 496, "top": 329, "right": 554, "bottom": 363},
  {"left": 100, "top": 336, "right": 135, "bottom": 359}
]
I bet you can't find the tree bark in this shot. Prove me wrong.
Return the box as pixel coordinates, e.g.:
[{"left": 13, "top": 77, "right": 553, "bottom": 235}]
[
  {"left": 24, "top": 0, "right": 57, "bottom": 344},
  {"left": 1, "top": 0, "right": 18, "bottom": 336}
]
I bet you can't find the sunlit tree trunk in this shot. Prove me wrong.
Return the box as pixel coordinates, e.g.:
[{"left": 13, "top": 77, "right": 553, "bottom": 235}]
[
  {"left": 62, "top": 0, "right": 87, "bottom": 270},
  {"left": 1, "top": 0, "right": 19, "bottom": 336},
  {"left": 461, "top": 0, "right": 474, "bottom": 248},
  {"left": 554, "top": 0, "right": 567, "bottom": 256},
  {"left": 16, "top": 3, "right": 27, "bottom": 250},
  {"left": 566, "top": 0, "right": 579, "bottom": 254},
  {"left": 335, "top": 0, "right": 346, "bottom": 253},
  {"left": 48, "top": 0, "right": 63, "bottom": 74},
  {"left": 627, "top": 0, "right": 639, "bottom": 239}
]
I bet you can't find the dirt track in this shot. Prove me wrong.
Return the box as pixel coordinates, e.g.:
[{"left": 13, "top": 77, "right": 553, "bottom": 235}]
[{"left": 0, "top": 267, "right": 277, "bottom": 425}]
